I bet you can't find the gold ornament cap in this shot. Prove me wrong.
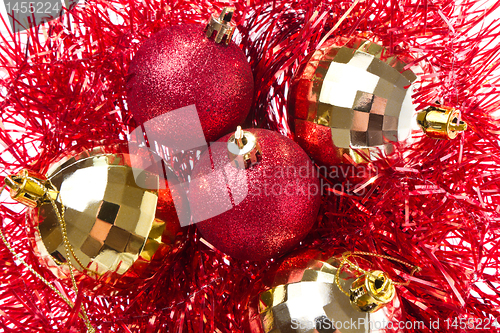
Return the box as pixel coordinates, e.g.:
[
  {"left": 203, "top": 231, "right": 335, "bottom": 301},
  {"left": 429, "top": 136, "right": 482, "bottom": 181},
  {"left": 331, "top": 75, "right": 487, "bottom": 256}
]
[
  {"left": 4, "top": 169, "right": 58, "bottom": 208},
  {"left": 417, "top": 105, "right": 468, "bottom": 140},
  {"left": 349, "top": 270, "right": 396, "bottom": 313},
  {"left": 205, "top": 7, "right": 236, "bottom": 45},
  {"left": 227, "top": 126, "right": 262, "bottom": 169}
]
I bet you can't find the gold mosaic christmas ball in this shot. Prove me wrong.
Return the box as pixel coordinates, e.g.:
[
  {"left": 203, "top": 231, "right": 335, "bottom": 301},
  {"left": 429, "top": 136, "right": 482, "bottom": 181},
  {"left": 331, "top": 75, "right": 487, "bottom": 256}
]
[
  {"left": 257, "top": 252, "right": 395, "bottom": 333},
  {"left": 290, "top": 37, "right": 418, "bottom": 165},
  {"left": 28, "top": 145, "right": 188, "bottom": 286}
]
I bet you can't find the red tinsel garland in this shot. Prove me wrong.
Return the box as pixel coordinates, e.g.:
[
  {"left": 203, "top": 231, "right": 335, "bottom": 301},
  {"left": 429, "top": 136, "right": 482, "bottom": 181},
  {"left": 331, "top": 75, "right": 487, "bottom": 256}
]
[{"left": 1, "top": 0, "right": 500, "bottom": 332}]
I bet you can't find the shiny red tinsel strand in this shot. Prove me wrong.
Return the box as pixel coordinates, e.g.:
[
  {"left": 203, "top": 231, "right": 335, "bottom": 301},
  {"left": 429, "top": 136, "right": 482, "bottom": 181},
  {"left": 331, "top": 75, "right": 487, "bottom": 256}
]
[{"left": 1, "top": 0, "right": 500, "bottom": 332}]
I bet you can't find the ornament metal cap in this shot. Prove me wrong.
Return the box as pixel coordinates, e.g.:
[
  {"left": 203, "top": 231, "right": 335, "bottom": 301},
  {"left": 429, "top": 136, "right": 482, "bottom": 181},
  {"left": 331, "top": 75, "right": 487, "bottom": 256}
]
[
  {"left": 417, "top": 105, "right": 468, "bottom": 140},
  {"left": 227, "top": 126, "right": 262, "bottom": 169},
  {"left": 349, "top": 270, "right": 396, "bottom": 313},
  {"left": 205, "top": 7, "right": 236, "bottom": 45},
  {"left": 4, "top": 169, "right": 58, "bottom": 208}
]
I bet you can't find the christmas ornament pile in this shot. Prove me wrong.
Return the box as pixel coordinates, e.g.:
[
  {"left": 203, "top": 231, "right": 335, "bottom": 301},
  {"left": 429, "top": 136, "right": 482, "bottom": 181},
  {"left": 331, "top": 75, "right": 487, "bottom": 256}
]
[{"left": 0, "top": 0, "right": 499, "bottom": 332}]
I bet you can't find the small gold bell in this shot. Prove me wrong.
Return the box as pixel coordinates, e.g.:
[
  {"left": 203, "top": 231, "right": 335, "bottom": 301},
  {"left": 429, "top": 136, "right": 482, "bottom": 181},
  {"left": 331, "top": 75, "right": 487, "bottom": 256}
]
[
  {"left": 417, "top": 105, "right": 468, "bottom": 140},
  {"left": 227, "top": 126, "right": 262, "bottom": 169},
  {"left": 205, "top": 7, "right": 236, "bottom": 45},
  {"left": 349, "top": 270, "right": 396, "bottom": 313},
  {"left": 4, "top": 169, "right": 58, "bottom": 208}
]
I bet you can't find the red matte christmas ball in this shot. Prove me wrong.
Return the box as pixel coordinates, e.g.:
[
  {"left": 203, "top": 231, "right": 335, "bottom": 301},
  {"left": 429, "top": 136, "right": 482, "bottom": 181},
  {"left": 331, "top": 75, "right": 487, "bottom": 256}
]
[
  {"left": 126, "top": 12, "right": 254, "bottom": 143},
  {"left": 188, "top": 128, "right": 321, "bottom": 261}
]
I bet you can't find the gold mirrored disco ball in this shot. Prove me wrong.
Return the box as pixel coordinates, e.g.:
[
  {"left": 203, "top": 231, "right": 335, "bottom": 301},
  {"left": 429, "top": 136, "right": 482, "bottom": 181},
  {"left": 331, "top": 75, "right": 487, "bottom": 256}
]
[
  {"left": 290, "top": 37, "right": 418, "bottom": 166},
  {"left": 259, "top": 259, "right": 393, "bottom": 333},
  {"left": 28, "top": 146, "right": 187, "bottom": 285}
]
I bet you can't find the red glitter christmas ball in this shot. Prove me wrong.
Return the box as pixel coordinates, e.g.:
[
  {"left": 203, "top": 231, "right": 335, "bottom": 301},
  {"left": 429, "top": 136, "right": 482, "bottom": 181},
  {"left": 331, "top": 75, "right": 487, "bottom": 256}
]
[
  {"left": 188, "top": 128, "right": 321, "bottom": 261},
  {"left": 126, "top": 23, "right": 254, "bottom": 143}
]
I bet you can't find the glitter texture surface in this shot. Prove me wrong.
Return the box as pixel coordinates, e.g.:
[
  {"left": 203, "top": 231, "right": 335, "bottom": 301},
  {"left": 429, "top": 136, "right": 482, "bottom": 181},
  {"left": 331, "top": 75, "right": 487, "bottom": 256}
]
[
  {"left": 189, "top": 129, "right": 321, "bottom": 261},
  {"left": 126, "top": 24, "right": 254, "bottom": 143}
]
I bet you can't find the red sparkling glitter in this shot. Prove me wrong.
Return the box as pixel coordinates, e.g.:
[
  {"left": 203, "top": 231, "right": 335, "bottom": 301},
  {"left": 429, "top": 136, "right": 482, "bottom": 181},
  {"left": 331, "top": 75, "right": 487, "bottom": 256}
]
[
  {"left": 0, "top": 0, "right": 500, "bottom": 332},
  {"left": 189, "top": 128, "right": 322, "bottom": 261},
  {"left": 126, "top": 24, "right": 254, "bottom": 143}
]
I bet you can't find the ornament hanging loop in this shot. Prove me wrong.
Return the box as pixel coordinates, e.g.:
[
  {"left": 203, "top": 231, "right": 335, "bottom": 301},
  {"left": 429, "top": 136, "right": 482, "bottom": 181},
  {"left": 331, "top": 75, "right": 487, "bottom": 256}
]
[
  {"left": 4, "top": 169, "right": 58, "bottom": 208},
  {"left": 417, "top": 105, "right": 468, "bottom": 140},
  {"left": 335, "top": 251, "right": 420, "bottom": 313},
  {"left": 206, "top": 7, "right": 236, "bottom": 44}
]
